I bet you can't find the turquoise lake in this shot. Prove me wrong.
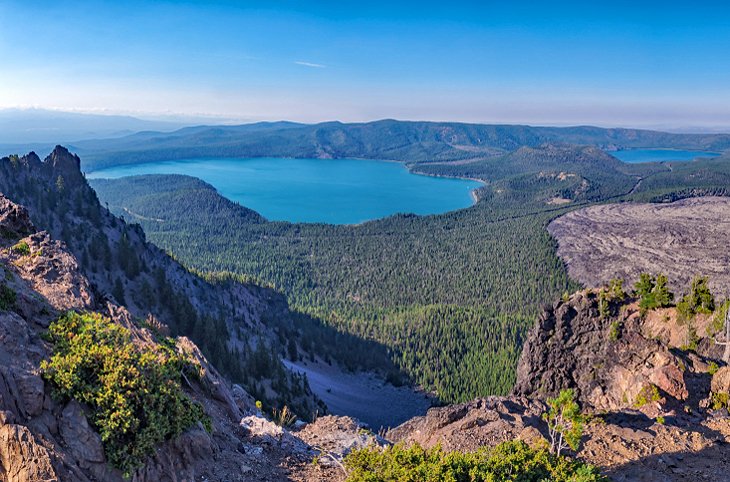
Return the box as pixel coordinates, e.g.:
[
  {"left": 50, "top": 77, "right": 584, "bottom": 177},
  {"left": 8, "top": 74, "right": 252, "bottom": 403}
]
[
  {"left": 610, "top": 149, "right": 720, "bottom": 163},
  {"left": 86, "top": 157, "right": 483, "bottom": 224}
]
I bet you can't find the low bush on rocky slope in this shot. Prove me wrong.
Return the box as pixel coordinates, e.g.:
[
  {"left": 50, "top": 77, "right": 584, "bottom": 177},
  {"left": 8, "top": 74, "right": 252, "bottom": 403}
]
[
  {"left": 343, "top": 440, "right": 606, "bottom": 482},
  {"left": 41, "top": 311, "right": 211, "bottom": 474}
]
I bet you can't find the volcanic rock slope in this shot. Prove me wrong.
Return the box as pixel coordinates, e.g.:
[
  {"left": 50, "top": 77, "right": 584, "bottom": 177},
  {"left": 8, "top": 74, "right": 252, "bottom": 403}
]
[
  {"left": 391, "top": 289, "right": 730, "bottom": 481},
  {"left": 0, "top": 192, "right": 380, "bottom": 481},
  {"left": 0, "top": 147, "right": 324, "bottom": 418},
  {"left": 0, "top": 194, "right": 247, "bottom": 481},
  {"left": 548, "top": 197, "right": 730, "bottom": 297}
]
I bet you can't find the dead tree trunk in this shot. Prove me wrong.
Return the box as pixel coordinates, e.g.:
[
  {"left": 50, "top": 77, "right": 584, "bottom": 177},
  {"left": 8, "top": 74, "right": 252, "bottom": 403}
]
[
  {"left": 713, "top": 307, "right": 730, "bottom": 364},
  {"left": 724, "top": 309, "right": 730, "bottom": 364}
]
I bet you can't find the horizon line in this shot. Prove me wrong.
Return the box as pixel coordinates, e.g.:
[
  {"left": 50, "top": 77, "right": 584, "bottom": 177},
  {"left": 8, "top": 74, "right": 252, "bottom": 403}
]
[{"left": 2, "top": 106, "right": 730, "bottom": 136}]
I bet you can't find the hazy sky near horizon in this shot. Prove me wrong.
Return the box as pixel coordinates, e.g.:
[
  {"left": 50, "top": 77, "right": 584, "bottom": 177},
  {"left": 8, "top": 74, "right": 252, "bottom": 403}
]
[{"left": 1, "top": 1, "right": 730, "bottom": 128}]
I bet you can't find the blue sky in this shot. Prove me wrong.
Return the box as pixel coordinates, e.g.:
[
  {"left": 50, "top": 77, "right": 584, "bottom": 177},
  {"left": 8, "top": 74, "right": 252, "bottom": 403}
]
[{"left": 1, "top": 1, "right": 729, "bottom": 129}]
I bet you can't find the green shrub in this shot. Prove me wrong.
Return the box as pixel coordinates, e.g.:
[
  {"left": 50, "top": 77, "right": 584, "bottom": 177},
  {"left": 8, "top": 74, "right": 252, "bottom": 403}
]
[
  {"left": 677, "top": 276, "right": 715, "bottom": 322},
  {"left": 608, "top": 321, "right": 621, "bottom": 341},
  {"left": 680, "top": 321, "right": 699, "bottom": 352},
  {"left": 653, "top": 275, "right": 674, "bottom": 308},
  {"left": 709, "top": 300, "right": 729, "bottom": 336},
  {"left": 634, "top": 273, "right": 655, "bottom": 298},
  {"left": 598, "top": 289, "right": 609, "bottom": 320},
  {"left": 0, "top": 283, "right": 16, "bottom": 311},
  {"left": 634, "top": 384, "right": 661, "bottom": 408},
  {"left": 543, "top": 388, "right": 584, "bottom": 456},
  {"left": 41, "top": 312, "right": 210, "bottom": 475},
  {"left": 635, "top": 273, "right": 673, "bottom": 314},
  {"left": 656, "top": 416, "right": 665, "bottom": 425},
  {"left": 343, "top": 440, "right": 607, "bottom": 482},
  {"left": 708, "top": 362, "right": 720, "bottom": 376},
  {"left": 12, "top": 241, "right": 30, "bottom": 256},
  {"left": 272, "top": 405, "right": 297, "bottom": 427},
  {"left": 609, "top": 278, "right": 625, "bottom": 301},
  {"left": 712, "top": 392, "right": 729, "bottom": 410}
]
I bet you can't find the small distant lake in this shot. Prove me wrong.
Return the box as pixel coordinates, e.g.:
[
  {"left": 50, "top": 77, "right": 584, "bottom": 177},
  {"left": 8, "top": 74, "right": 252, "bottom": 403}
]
[
  {"left": 610, "top": 149, "right": 720, "bottom": 163},
  {"left": 86, "top": 157, "right": 482, "bottom": 224}
]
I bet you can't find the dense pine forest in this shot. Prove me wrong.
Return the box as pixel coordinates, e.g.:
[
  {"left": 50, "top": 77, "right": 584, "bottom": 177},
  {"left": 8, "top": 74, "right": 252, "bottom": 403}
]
[
  {"left": 92, "top": 173, "right": 570, "bottom": 401},
  {"left": 87, "top": 144, "right": 730, "bottom": 403},
  {"left": 0, "top": 149, "right": 403, "bottom": 417}
]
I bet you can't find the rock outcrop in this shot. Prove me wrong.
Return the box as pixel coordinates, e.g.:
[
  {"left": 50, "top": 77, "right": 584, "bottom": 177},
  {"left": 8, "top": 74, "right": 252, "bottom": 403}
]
[
  {"left": 44, "top": 146, "right": 85, "bottom": 185},
  {"left": 388, "top": 397, "right": 547, "bottom": 452},
  {"left": 0, "top": 148, "right": 325, "bottom": 424},
  {"left": 0, "top": 195, "right": 33, "bottom": 240},
  {"left": 0, "top": 194, "right": 384, "bottom": 481},
  {"left": 513, "top": 290, "right": 694, "bottom": 413},
  {"left": 387, "top": 288, "right": 730, "bottom": 481}
]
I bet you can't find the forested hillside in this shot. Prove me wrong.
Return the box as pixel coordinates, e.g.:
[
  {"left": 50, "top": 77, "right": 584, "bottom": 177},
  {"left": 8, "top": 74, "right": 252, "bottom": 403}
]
[
  {"left": 90, "top": 144, "right": 653, "bottom": 402},
  {"left": 625, "top": 155, "right": 730, "bottom": 202},
  {"left": 74, "top": 120, "right": 730, "bottom": 171},
  {"left": 84, "top": 132, "right": 730, "bottom": 404},
  {"left": 94, "top": 173, "right": 573, "bottom": 401},
  {"left": 0, "top": 147, "right": 402, "bottom": 418}
]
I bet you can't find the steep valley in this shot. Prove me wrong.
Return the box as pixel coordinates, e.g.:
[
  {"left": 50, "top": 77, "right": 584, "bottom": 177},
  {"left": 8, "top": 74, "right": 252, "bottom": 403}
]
[
  {"left": 4, "top": 168, "right": 730, "bottom": 480},
  {"left": 2, "top": 128, "right": 730, "bottom": 480},
  {"left": 0, "top": 147, "right": 400, "bottom": 422}
]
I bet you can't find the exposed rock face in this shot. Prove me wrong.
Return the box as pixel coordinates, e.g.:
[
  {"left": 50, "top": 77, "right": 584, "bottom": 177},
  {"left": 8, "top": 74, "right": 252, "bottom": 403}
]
[
  {"left": 388, "top": 392, "right": 730, "bottom": 481},
  {"left": 0, "top": 198, "right": 237, "bottom": 481},
  {"left": 59, "top": 401, "right": 117, "bottom": 481},
  {"left": 711, "top": 367, "right": 730, "bottom": 395},
  {"left": 8, "top": 231, "right": 95, "bottom": 314},
  {"left": 0, "top": 149, "right": 324, "bottom": 420},
  {"left": 388, "top": 397, "right": 547, "bottom": 452},
  {"left": 512, "top": 291, "right": 691, "bottom": 411},
  {"left": 387, "top": 288, "right": 730, "bottom": 481},
  {"left": 44, "top": 145, "right": 85, "bottom": 186},
  {"left": 0, "top": 424, "right": 57, "bottom": 482},
  {"left": 0, "top": 195, "right": 34, "bottom": 240},
  {"left": 0, "top": 194, "right": 385, "bottom": 481}
]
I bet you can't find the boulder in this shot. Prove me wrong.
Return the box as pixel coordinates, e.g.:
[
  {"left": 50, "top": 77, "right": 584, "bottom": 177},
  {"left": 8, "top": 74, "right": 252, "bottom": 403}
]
[
  {"left": 711, "top": 367, "right": 730, "bottom": 394},
  {"left": 0, "top": 424, "right": 58, "bottom": 482},
  {"left": 388, "top": 397, "right": 546, "bottom": 452},
  {"left": 60, "top": 401, "right": 106, "bottom": 466},
  {"left": 649, "top": 365, "right": 688, "bottom": 401},
  {"left": 0, "top": 195, "right": 34, "bottom": 241}
]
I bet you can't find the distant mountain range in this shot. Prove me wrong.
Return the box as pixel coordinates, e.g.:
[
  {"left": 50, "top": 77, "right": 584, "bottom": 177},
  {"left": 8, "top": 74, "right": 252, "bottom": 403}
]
[
  {"left": 56, "top": 119, "right": 730, "bottom": 171},
  {"left": 2, "top": 112, "right": 729, "bottom": 171},
  {"left": 0, "top": 108, "right": 199, "bottom": 144}
]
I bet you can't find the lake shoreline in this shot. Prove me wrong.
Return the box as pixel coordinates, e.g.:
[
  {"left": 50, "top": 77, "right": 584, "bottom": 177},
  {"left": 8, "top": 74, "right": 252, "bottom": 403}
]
[
  {"left": 608, "top": 148, "right": 721, "bottom": 164},
  {"left": 86, "top": 156, "right": 484, "bottom": 225}
]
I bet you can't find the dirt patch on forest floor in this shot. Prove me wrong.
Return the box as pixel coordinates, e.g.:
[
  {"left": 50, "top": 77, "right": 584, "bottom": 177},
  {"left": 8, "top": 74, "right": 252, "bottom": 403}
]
[{"left": 548, "top": 197, "right": 730, "bottom": 297}]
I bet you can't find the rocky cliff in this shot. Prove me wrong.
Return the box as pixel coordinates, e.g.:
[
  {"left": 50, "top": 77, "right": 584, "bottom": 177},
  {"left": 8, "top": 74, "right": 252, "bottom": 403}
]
[
  {"left": 389, "top": 289, "right": 730, "bottom": 481},
  {"left": 0, "top": 147, "right": 325, "bottom": 418},
  {"left": 513, "top": 290, "right": 692, "bottom": 412},
  {"left": 0, "top": 195, "right": 377, "bottom": 481}
]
